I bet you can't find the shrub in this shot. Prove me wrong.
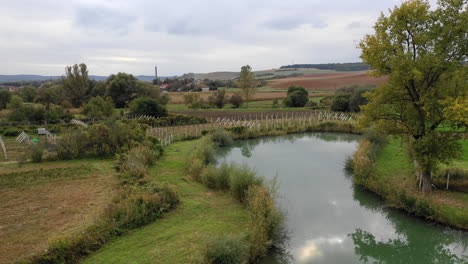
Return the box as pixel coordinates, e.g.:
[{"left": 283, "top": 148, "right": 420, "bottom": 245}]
[
  {"left": 184, "top": 93, "right": 208, "bottom": 109},
  {"left": 186, "top": 137, "right": 216, "bottom": 165},
  {"left": 344, "top": 155, "right": 354, "bottom": 173},
  {"left": 208, "top": 89, "right": 227, "bottom": 109},
  {"left": 3, "top": 128, "right": 21, "bottom": 137},
  {"left": 352, "top": 140, "right": 376, "bottom": 182},
  {"left": 56, "top": 129, "right": 88, "bottom": 160},
  {"left": 229, "top": 94, "right": 243, "bottom": 108},
  {"left": 331, "top": 93, "right": 351, "bottom": 112},
  {"left": 129, "top": 97, "right": 168, "bottom": 117},
  {"left": 229, "top": 164, "right": 263, "bottom": 202},
  {"left": 117, "top": 146, "right": 159, "bottom": 180},
  {"left": 186, "top": 158, "right": 205, "bottom": 181},
  {"left": 205, "top": 234, "right": 249, "bottom": 264},
  {"left": 210, "top": 129, "right": 233, "bottom": 147},
  {"left": 283, "top": 86, "right": 308, "bottom": 107},
  {"left": 201, "top": 165, "right": 219, "bottom": 189},
  {"left": 83, "top": 96, "right": 114, "bottom": 119},
  {"left": 29, "top": 143, "right": 45, "bottom": 163},
  {"left": 226, "top": 126, "right": 247, "bottom": 135},
  {"left": 272, "top": 99, "right": 279, "bottom": 108},
  {"left": 216, "top": 163, "right": 232, "bottom": 190}
]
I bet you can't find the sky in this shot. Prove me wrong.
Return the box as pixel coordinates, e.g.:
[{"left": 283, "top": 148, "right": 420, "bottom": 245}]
[{"left": 0, "top": 0, "right": 438, "bottom": 76}]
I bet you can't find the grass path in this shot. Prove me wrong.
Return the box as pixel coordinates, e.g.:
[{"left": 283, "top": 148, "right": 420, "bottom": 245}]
[{"left": 84, "top": 141, "right": 249, "bottom": 264}]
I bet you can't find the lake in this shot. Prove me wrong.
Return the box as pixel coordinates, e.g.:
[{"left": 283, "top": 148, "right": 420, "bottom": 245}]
[{"left": 216, "top": 132, "right": 468, "bottom": 264}]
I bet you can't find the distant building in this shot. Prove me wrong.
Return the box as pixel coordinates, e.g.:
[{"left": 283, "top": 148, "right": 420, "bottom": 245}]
[
  {"left": 8, "top": 86, "right": 19, "bottom": 92},
  {"left": 197, "top": 84, "right": 210, "bottom": 92},
  {"left": 160, "top": 84, "right": 169, "bottom": 91}
]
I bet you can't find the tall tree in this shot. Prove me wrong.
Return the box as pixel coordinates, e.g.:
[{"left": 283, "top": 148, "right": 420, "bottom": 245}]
[
  {"left": 62, "top": 63, "right": 90, "bottom": 107},
  {"left": 238, "top": 65, "right": 257, "bottom": 107},
  {"left": 0, "top": 90, "right": 11, "bottom": 110},
  {"left": 105, "top": 73, "right": 139, "bottom": 108},
  {"left": 19, "top": 86, "right": 38, "bottom": 102},
  {"left": 360, "top": 0, "right": 467, "bottom": 192}
]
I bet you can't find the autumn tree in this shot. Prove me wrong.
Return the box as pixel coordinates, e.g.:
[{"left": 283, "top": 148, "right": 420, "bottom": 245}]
[
  {"left": 238, "top": 65, "right": 257, "bottom": 107},
  {"left": 360, "top": 0, "right": 467, "bottom": 192},
  {"left": 62, "top": 63, "right": 90, "bottom": 107}
]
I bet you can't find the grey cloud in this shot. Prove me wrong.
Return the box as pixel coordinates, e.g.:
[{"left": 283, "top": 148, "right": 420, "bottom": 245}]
[
  {"left": 76, "top": 6, "right": 137, "bottom": 34},
  {"left": 347, "top": 21, "right": 362, "bottom": 29},
  {"left": 263, "top": 16, "right": 327, "bottom": 30}
]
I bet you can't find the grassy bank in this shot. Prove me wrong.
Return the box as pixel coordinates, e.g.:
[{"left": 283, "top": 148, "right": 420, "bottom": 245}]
[
  {"left": 83, "top": 141, "right": 250, "bottom": 263},
  {"left": 352, "top": 135, "right": 468, "bottom": 229}
]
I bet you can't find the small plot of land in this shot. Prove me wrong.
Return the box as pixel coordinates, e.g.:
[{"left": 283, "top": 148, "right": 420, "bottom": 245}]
[
  {"left": 0, "top": 137, "right": 27, "bottom": 162},
  {"left": 84, "top": 141, "right": 249, "bottom": 264},
  {"left": 0, "top": 160, "right": 117, "bottom": 264},
  {"left": 269, "top": 71, "right": 387, "bottom": 90},
  {"left": 375, "top": 138, "right": 468, "bottom": 215}
]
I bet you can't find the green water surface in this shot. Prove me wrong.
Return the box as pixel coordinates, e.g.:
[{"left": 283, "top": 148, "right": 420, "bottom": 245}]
[{"left": 217, "top": 133, "right": 468, "bottom": 264}]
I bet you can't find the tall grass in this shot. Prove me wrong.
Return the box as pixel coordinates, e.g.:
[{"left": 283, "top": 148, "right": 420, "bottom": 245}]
[
  {"left": 186, "top": 135, "right": 286, "bottom": 262},
  {"left": 204, "top": 234, "right": 249, "bottom": 264}
]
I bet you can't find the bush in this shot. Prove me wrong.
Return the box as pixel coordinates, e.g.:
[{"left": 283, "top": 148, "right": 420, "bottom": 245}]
[
  {"left": 305, "top": 100, "right": 318, "bottom": 109},
  {"left": 283, "top": 86, "right": 308, "bottom": 107},
  {"left": 129, "top": 97, "right": 168, "bottom": 117},
  {"left": 216, "top": 163, "right": 232, "bottom": 190},
  {"left": 184, "top": 93, "right": 208, "bottom": 109},
  {"left": 117, "top": 146, "right": 158, "bottom": 180},
  {"left": 229, "top": 164, "right": 263, "bottom": 202},
  {"left": 226, "top": 126, "right": 247, "bottom": 135},
  {"left": 208, "top": 89, "right": 227, "bottom": 109},
  {"left": 56, "top": 129, "right": 88, "bottom": 160},
  {"left": 205, "top": 234, "right": 249, "bottom": 264},
  {"left": 29, "top": 143, "right": 45, "bottom": 163},
  {"left": 272, "top": 99, "right": 279, "bottom": 108},
  {"left": 83, "top": 96, "right": 114, "bottom": 119},
  {"left": 331, "top": 93, "right": 351, "bottom": 112},
  {"left": 3, "top": 128, "right": 21, "bottom": 137},
  {"left": 201, "top": 165, "right": 219, "bottom": 189},
  {"left": 229, "top": 94, "right": 243, "bottom": 108},
  {"left": 210, "top": 129, "right": 233, "bottom": 147}
]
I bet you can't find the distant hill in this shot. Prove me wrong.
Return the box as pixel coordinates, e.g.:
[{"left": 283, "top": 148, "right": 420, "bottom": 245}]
[
  {"left": 280, "top": 62, "right": 369, "bottom": 72},
  {"left": 0, "top": 74, "right": 174, "bottom": 83},
  {"left": 180, "top": 72, "right": 240, "bottom": 81}
]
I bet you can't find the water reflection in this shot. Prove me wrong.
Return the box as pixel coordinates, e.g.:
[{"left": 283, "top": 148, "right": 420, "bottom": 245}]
[
  {"left": 351, "top": 186, "right": 468, "bottom": 264},
  {"left": 216, "top": 133, "right": 468, "bottom": 264}
]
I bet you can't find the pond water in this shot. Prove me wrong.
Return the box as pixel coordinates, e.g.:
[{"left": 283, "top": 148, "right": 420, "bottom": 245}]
[{"left": 216, "top": 133, "right": 468, "bottom": 264}]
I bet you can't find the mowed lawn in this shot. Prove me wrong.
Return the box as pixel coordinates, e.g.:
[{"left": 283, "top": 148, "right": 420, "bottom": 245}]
[
  {"left": 0, "top": 159, "right": 117, "bottom": 264},
  {"left": 83, "top": 141, "right": 249, "bottom": 264}
]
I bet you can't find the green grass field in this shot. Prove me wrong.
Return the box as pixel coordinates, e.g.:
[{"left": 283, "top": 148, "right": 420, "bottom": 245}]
[{"left": 83, "top": 141, "right": 249, "bottom": 264}]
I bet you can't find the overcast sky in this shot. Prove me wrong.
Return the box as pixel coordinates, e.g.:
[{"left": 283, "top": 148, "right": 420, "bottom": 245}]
[{"left": 1, "top": 0, "right": 438, "bottom": 76}]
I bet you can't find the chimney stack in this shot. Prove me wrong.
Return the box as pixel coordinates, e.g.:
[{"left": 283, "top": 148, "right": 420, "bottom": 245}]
[{"left": 155, "top": 66, "right": 158, "bottom": 80}]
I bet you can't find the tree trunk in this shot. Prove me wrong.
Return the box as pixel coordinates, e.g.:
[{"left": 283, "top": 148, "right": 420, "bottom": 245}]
[{"left": 421, "top": 169, "right": 432, "bottom": 193}]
